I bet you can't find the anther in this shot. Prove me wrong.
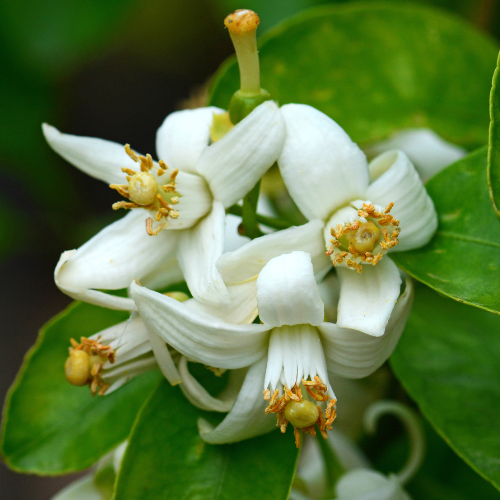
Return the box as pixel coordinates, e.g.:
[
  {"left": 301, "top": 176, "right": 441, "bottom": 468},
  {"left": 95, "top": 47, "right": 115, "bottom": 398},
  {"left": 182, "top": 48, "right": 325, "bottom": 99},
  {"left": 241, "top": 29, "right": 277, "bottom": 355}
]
[{"left": 125, "top": 144, "right": 139, "bottom": 162}]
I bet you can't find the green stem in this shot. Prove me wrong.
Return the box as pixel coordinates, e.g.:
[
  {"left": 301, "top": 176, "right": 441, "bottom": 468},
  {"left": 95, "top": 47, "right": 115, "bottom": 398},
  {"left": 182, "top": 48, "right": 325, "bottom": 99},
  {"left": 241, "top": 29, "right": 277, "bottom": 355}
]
[
  {"left": 241, "top": 180, "right": 263, "bottom": 239},
  {"left": 227, "top": 205, "right": 294, "bottom": 232},
  {"left": 317, "top": 434, "right": 345, "bottom": 496}
]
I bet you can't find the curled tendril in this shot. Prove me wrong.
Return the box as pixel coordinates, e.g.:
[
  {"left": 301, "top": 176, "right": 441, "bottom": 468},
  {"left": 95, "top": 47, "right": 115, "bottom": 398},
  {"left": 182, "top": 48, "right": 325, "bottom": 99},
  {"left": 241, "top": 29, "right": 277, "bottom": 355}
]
[{"left": 363, "top": 400, "right": 425, "bottom": 484}]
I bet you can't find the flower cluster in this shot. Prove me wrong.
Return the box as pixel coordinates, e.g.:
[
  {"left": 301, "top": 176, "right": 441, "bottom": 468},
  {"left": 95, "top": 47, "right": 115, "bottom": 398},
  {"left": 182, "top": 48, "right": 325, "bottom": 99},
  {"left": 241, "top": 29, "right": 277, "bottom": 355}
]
[{"left": 45, "top": 9, "right": 437, "bottom": 449}]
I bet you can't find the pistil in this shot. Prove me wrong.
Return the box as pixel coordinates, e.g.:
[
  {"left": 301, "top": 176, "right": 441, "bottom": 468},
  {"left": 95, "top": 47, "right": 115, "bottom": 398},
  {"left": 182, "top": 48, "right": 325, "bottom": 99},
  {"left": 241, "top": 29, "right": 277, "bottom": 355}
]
[
  {"left": 263, "top": 376, "right": 337, "bottom": 448},
  {"left": 224, "top": 9, "right": 271, "bottom": 124},
  {"left": 65, "top": 337, "right": 115, "bottom": 396},
  {"left": 109, "top": 144, "right": 180, "bottom": 236},
  {"left": 326, "top": 202, "right": 399, "bottom": 272}
]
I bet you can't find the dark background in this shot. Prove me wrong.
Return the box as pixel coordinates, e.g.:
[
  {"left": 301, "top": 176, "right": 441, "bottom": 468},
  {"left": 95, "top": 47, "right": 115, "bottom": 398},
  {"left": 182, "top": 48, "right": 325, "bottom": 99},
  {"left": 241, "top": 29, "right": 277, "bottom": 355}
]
[{"left": 0, "top": 0, "right": 498, "bottom": 498}]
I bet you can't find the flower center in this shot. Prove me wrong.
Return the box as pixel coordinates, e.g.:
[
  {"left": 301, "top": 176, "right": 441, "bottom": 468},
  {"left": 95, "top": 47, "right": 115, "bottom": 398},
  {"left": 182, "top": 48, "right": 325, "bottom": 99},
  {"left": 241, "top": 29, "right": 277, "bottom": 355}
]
[
  {"left": 109, "top": 144, "right": 180, "bottom": 236},
  {"left": 344, "top": 221, "right": 380, "bottom": 254},
  {"left": 65, "top": 337, "right": 115, "bottom": 396},
  {"left": 326, "top": 202, "right": 400, "bottom": 272},
  {"left": 263, "top": 376, "right": 337, "bottom": 448},
  {"left": 284, "top": 400, "right": 319, "bottom": 428}
]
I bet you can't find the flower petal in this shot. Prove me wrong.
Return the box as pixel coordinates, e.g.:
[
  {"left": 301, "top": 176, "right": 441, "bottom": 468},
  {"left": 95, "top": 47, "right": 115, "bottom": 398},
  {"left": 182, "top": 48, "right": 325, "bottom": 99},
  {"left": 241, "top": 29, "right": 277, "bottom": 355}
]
[
  {"left": 366, "top": 150, "right": 438, "bottom": 252},
  {"left": 55, "top": 210, "right": 180, "bottom": 309},
  {"left": 336, "top": 257, "right": 402, "bottom": 337},
  {"left": 198, "top": 357, "right": 276, "bottom": 443},
  {"left": 196, "top": 100, "right": 286, "bottom": 207},
  {"left": 278, "top": 104, "right": 369, "bottom": 221},
  {"left": 177, "top": 201, "right": 230, "bottom": 306},
  {"left": 257, "top": 252, "right": 324, "bottom": 327},
  {"left": 145, "top": 325, "right": 182, "bottom": 385},
  {"left": 165, "top": 169, "right": 213, "bottom": 230},
  {"left": 139, "top": 257, "right": 183, "bottom": 290},
  {"left": 156, "top": 107, "right": 225, "bottom": 174},
  {"left": 365, "top": 128, "right": 466, "bottom": 183},
  {"left": 185, "top": 278, "right": 258, "bottom": 324},
  {"left": 55, "top": 251, "right": 135, "bottom": 310},
  {"left": 42, "top": 123, "right": 137, "bottom": 185},
  {"left": 335, "top": 469, "right": 410, "bottom": 500},
  {"left": 217, "top": 220, "right": 331, "bottom": 284},
  {"left": 131, "top": 282, "right": 270, "bottom": 369},
  {"left": 265, "top": 324, "right": 332, "bottom": 396},
  {"left": 178, "top": 357, "right": 244, "bottom": 412},
  {"left": 51, "top": 474, "right": 102, "bottom": 500},
  {"left": 319, "top": 278, "right": 413, "bottom": 378}
]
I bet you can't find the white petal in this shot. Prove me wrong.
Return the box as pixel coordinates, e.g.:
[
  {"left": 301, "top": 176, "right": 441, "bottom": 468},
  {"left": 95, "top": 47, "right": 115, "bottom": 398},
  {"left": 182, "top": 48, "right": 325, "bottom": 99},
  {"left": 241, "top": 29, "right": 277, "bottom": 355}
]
[
  {"left": 165, "top": 169, "right": 213, "bottom": 229},
  {"left": 278, "top": 104, "right": 369, "bottom": 221},
  {"left": 336, "top": 469, "right": 410, "bottom": 500},
  {"left": 217, "top": 220, "right": 331, "bottom": 284},
  {"left": 336, "top": 257, "right": 402, "bottom": 337},
  {"left": 365, "top": 128, "right": 466, "bottom": 183},
  {"left": 257, "top": 251, "right": 324, "bottom": 327},
  {"left": 177, "top": 201, "right": 229, "bottom": 306},
  {"left": 196, "top": 100, "right": 286, "bottom": 207},
  {"left": 139, "top": 257, "right": 183, "bottom": 290},
  {"left": 319, "top": 278, "right": 413, "bottom": 378},
  {"left": 185, "top": 278, "right": 258, "bottom": 324},
  {"left": 265, "top": 324, "right": 332, "bottom": 395},
  {"left": 318, "top": 273, "right": 340, "bottom": 323},
  {"left": 366, "top": 150, "right": 438, "bottom": 251},
  {"left": 224, "top": 213, "right": 250, "bottom": 252},
  {"left": 198, "top": 357, "right": 276, "bottom": 443},
  {"left": 51, "top": 474, "right": 102, "bottom": 500},
  {"left": 55, "top": 250, "right": 135, "bottom": 310},
  {"left": 145, "top": 325, "right": 182, "bottom": 385},
  {"left": 43, "top": 123, "right": 137, "bottom": 185},
  {"left": 55, "top": 210, "right": 180, "bottom": 308},
  {"left": 131, "top": 282, "right": 270, "bottom": 369},
  {"left": 156, "top": 107, "right": 224, "bottom": 174},
  {"left": 178, "top": 357, "right": 243, "bottom": 412}
]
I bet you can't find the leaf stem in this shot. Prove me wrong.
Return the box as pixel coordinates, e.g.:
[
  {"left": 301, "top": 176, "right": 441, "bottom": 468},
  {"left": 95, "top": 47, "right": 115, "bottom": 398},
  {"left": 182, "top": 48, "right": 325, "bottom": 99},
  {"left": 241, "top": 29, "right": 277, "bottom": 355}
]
[
  {"left": 227, "top": 204, "right": 294, "bottom": 232},
  {"left": 241, "top": 180, "right": 263, "bottom": 239}
]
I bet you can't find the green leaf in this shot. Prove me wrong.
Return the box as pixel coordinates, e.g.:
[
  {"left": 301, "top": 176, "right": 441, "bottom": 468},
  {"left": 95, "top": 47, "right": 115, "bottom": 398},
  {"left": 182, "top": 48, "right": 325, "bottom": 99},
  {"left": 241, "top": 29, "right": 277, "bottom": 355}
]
[
  {"left": 391, "top": 284, "right": 500, "bottom": 491},
  {"left": 391, "top": 147, "right": 500, "bottom": 315},
  {"left": 114, "top": 380, "right": 300, "bottom": 500},
  {"left": 1, "top": 302, "right": 162, "bottom": 475},
  {"left": 488, "top": 50, "right": 500, "bottom": 218},
  {"left": 210, "top": 2, "right": 498, "bottom": 149}
]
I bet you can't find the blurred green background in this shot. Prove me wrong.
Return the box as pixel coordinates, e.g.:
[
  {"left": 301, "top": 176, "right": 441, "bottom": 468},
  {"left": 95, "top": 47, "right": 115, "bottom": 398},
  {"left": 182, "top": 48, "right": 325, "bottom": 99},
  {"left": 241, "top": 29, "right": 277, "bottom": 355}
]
[{"left": 1, "top": 0, "right": 499, "bottom": 499}]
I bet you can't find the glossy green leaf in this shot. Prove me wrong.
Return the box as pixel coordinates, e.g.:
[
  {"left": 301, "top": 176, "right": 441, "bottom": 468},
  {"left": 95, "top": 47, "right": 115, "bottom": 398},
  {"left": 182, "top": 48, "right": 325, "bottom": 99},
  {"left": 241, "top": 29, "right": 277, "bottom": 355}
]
[
  {"left": 391, "top": 147, "right": 500, "bottom": 315},
  {"left": 210, "top": 3, "right": 498, "bottom": 149},
  {"left": 391, "top": 284, "right": 500, "bottom": 490},
  {"left": 115, "top": 380, "right": 300, "bottom": 500},
  {"left": 1, "top": 302, "right": 162, "bottom": 475},
  {"left": 376, "top": 420, "right": 500, "bottom": 500},
  {"left": 488, "top": 50, "right": 500, "bottom": 218}
]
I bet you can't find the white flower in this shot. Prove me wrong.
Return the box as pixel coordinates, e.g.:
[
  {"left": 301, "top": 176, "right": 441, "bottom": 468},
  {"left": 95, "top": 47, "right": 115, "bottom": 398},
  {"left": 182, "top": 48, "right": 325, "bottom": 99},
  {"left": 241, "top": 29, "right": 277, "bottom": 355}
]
[
  {"left": 364, "top": 128, "right": 466, "bottom": 183},
  {"left": 131, "top": 250, "right": 414, "bottom": 446},
  {"left": 278, "top": 104, "right": 438, "bottom": 336},
  {"left": 64, "top": 314, "right": 160, "bottom": 395},
  {"left": 44, "top": 101, "right": 285, "bottom": 310},
  {"left": 63, "top": 290, "right": 202, "bottom": 392}
]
